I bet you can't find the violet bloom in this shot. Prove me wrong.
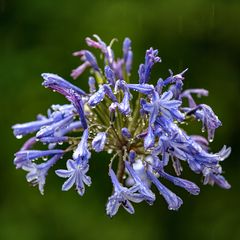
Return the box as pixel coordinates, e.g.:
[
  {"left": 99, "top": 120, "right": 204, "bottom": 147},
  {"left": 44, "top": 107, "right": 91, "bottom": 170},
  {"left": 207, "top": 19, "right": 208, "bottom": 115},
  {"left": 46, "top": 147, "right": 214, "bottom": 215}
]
[
  {"left": 106, "top": 169, "right": 144, "bottom": 217},
  {"left": 12, "top": 35, "right": 231, "bottom": 217},
  {"left": 56, "top": 159, "right": 91, "bottom": 196},
  {"left": 92, "top": 132, "right": 107, "bottom": 152}
]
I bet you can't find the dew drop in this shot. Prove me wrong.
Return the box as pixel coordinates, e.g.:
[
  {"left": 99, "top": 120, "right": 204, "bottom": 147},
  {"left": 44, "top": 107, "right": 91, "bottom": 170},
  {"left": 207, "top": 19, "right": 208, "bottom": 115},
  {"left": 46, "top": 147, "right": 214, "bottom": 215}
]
[
  {"left": 107, "top": 149, "right": 113, "bottom": 154},
  {"left": 16, "top": 135, "right": 23, "bottom": 139},
  {"left": 201, "top": 127, "right": 205, "bottom": 133},
  {"left": 42, "top": 156, "right": 48, "bottom": 161},
  {"left": 209, "top": 138, "right": 213, "bottom": 143},
  {"left": 58, "top": 142, "right": 63, "bottom": 145}
]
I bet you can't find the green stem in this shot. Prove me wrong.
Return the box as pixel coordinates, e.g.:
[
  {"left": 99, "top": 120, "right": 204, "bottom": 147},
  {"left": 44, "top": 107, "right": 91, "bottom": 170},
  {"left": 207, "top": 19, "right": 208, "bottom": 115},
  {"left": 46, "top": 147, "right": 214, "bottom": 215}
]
[{"left": 116, "top": 151, "right": 125, "bottom": 184}]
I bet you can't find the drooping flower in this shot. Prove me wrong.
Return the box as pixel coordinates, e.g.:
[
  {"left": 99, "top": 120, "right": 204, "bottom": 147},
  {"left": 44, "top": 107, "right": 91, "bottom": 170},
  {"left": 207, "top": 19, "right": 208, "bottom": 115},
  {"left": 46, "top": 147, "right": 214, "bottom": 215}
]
[
  {"left": 12, "top": 35, "right": 231, "bottom": 217},
  {"left": 106, "top": 168, "right": 144, "bottom": 217}
]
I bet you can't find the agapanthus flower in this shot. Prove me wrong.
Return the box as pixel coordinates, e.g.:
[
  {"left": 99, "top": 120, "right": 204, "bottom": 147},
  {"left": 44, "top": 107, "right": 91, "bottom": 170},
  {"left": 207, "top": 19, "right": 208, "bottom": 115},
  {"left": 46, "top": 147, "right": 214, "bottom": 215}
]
[{"left": 12, "top": 35, "right": 231, "bottom": 217}]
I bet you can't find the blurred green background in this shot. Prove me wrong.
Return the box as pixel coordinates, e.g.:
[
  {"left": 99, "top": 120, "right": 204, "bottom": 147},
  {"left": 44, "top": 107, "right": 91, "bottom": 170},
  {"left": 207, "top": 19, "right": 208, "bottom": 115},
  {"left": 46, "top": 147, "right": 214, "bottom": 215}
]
[{"left": 1, "top": 0, "right": 240, "bottom": 239}]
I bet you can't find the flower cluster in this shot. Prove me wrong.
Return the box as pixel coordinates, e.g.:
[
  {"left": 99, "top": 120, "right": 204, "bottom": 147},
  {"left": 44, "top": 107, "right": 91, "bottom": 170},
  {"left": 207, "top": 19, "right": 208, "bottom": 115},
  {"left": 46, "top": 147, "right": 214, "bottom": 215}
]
[{"left": 12, "top": 35, "right": 231, "bottom": 217}]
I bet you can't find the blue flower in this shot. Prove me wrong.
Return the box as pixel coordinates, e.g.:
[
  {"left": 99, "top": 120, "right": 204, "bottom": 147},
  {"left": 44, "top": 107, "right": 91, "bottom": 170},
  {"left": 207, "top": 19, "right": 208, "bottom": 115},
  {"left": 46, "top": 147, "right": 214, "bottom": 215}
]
[
  {"left": 104, "top": 66, "right": 116, "bottom": 86},
  {"left": 106, "top": 168, "right": 144, "bottom": 217},
  {"left": 139, "top": 48, "right": 161, "bottom": 84},
  {"left": 71, "top": 62, "right": 90, "bottom": 80},
  {"left": 36, "top": 115, "right": 74, "bottom": 139},
  {"left": 92, "top": 132, "right": 107, "bottom": 152},
  {"left": 65, "top": 91, "right": 88, "bottom": 129},
  {"left": 156, "top": 164, "right": 200, "bottom": 195},
  {"left": 123, "top": 38, "right": 132, "bottom": 74},
  {"left": 55, "top": 159, "right": 91, "bottom": 196},
  {"left": 125, "top": 161, "right": 155, "bottom": 205},
  {"left": 83, "top": 50, "right": 99, "bottom": 71},
  {"left": 203, "top": 167, "right": 231, "bottom": 189},
  {"left": 127, "top": 83, "right": 155, "bottom": 95},
  {"left": 88, "top": 77, "right": 96, "bottom": 93},
  {"left": 12, "top": 36, "right": 231, "bottom": 217},
  {"left": 147, "top": 170, "right": 183, "bottom": 210},
  {"left": 73, "top": 129, "right": 90, "bottom": 162},
  {"left": 193, "top": 104, "right": 221, "bottom": 141},
  {"left": 22, "top": 154, "right": 62, "bottom": 194},
  {"left": 144, "top": 126, "right": 155, "bottom": 149},
  {"left": 118, "top": 90, "right": 131, "bottom": 115},
  {"left": 14, "top": 149, "right": 64, "bottom": 169},
  {"left": 88, "top": 85, "right": 105, "bottom": 107},
  {"left": 42, "top": 73, "right": 86, "bottom": 96},
  {"left": 142, "top": 91, "right": 184, "bottom": 125}
]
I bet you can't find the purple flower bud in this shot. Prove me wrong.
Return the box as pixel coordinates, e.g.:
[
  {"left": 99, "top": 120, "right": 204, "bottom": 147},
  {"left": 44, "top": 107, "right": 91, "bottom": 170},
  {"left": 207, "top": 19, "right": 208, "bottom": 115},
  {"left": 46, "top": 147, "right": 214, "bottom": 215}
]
[
  {"left": 123, "top": 38, "right": 132, "bottom": 74},
  {"left": 88, "top": 85, "right": 105, "bottom": 107},
  {"left": 139, "top": 48, "right": 161, "bottom": 84},
  {"left": 42, "top": 73, "right": 86, "bottom": 96},
  {"left": 104, "top": 66, "right": 115, "bottom": 86},
  {"left": 14, "top": 149, "right": 64, "bottom": 169},
  {"left": 12, "top": 118, "right": 54, "bottom": 137},
  {"left": 118, "top": 91, "right": 131, "bottom": 115},
  {"left": 121, "top": 128, "right": 131, "bottom": 138},
  {"left": 20, "top": 137, "right": 35, "bottom": 150},
  {"left": 36, "top": 115, "right": 73, "bottom": 139},
  {"left": 103, "top": 85, "right": 117, "bottom": 102},
  {"left": 92, "top": 132, "right": 107, "bottom": 152},
  {"left": 65, "top": 91, "right": 88, "bottom": 130},
  {"left": 127, "top": 83, "right": 154, "bottom": 95},
  {"left": 84, "top": 50, "right": 99, "bottom": 71},
  {"left": 144, "top": 126, "right": 155, "bottom": 149},
  {"left": 73, "top": 129, "right": 90, "bottom": 162},
  {"left": 55, "top": 121, "right": 82, "bottom": 137},
  {"left": 85, "top": 37, "right": 102, "bottom": 49},
  {"left": 88, "top": 77, "right": 96, "bottom": 93},
  {"left": 39, "top": 136, "right": 68, "bottom": 144},
  {"left": 112, "top": 59, "right": 124, "bottom": 79},
  {"left": 128, "top": 150, "right": 136, "bottom": 163},
  {"left": 71, "top": 62, "right": 90, "bottom": 80}
]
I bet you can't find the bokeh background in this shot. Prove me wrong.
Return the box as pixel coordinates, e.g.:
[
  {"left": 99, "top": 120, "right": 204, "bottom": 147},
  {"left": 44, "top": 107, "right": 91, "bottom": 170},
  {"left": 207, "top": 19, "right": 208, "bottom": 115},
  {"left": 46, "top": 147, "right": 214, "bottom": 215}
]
[{"left": 1, "top": 0, "right": 240, "bottom": 239}]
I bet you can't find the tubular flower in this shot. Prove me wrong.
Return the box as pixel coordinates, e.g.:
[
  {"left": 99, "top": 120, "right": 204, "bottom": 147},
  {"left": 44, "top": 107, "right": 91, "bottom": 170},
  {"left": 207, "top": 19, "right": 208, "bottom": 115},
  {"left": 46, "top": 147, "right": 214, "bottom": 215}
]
[{"left": 13, "top": 36, "right": 231, "bottom": 217}]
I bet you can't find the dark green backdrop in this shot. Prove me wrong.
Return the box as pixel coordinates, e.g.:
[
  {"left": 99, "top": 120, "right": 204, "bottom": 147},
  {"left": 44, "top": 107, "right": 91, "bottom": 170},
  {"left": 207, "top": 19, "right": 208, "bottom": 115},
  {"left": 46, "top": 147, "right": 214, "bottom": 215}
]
[{"left": 1, "top": 0, "right": 240, "bottom": 239}]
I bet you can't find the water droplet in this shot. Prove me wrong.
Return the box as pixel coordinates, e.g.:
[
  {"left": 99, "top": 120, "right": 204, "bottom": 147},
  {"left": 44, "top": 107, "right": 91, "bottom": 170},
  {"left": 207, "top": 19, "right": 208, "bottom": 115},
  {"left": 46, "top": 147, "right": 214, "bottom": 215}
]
[
  {"left": 107, "top": 149, "right": 113, "bottom": 154},
  {"left": 58, "top": 142, "right": 63, "bottom": 145},
  {"left": 201, "top": 128, "right": 205, "bottom": 133},
  {"left": 16, "top": 135, "right": 23, "bottom": 139},
  {"left": 42, "top": 156, "right": 48, "bottom": 161},
  {"left": 209, "top": 138, "right": 213, "bottom": 143},
  {"left": 53, "top": 90, "right": 56, "bottom": 92}
]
